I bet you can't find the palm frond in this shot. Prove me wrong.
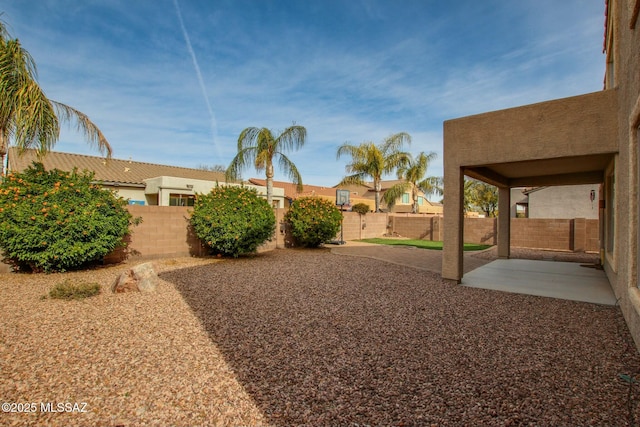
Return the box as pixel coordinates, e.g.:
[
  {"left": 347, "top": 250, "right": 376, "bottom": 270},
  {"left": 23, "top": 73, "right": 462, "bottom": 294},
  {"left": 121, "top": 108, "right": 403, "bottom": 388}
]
[
  {"left": 337, "top": 173, "right": 367, "bottom": 186},
  {"left": 52, "top": 101, "right": 111, "bottom": 158},
  {"left": 13, "top": 79, "right": 59, "bottom": 156},
  {"left": 276, "top": 125, "right": 306, "bottom": 152},
  {"left": 0, "top": 14, "right": 9, "bottom": 41},
  {"left": 418, "top": 176, "right": 444, "bottom": 197},
  {"left": 277, "top": 152, "right": 303, "bottom": 191},
  {"left": 336, "top": 142, "right": 360, "bottom": 160},
  {"left": 225, "top": 146, "right": 256, "bottom": 182},
  {"left": 381, "top": 132, "right": 411, "bottom": 155},
  {"left": 383, "top": 182, "right": 411, "bottom": 209}
]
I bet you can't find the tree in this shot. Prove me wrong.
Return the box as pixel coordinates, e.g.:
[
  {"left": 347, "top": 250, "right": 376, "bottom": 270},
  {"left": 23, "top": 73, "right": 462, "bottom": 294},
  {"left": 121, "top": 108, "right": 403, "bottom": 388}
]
[
  {"left": 225, "top": 125, "right": 306, "bottom": 206},
  {"left": 0, "top": 16, "right": 111, "bottom": 178},
  {"left": 336, "top": 132, "right": 411, "bottom": 212},
  {"left": 383, "top": 151, "right": 443, "bottom": 213},
  {"left": 196, "top": 164, "right": 226, "bottom": 173},
  {"left": 465, "top": 178, "right": 498, "bottom": 217}
]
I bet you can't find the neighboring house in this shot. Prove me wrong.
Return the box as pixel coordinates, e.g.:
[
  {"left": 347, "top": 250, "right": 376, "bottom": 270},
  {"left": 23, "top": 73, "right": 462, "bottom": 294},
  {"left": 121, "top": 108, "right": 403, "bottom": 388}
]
[
  {"left": 336, "top": 180, "right": 443, "bottom": 214},
  {"left": 7, "top": 148, "right": 286, "bottom": 207},
  {"left": 443, "top": 0, "right": 640, "bottom": 349},
  {"left": 248, "top": 178, "right": 375, "bottom": 210},
  {"left": 510, "top": 184, "right": 600, "bottom": 219}
]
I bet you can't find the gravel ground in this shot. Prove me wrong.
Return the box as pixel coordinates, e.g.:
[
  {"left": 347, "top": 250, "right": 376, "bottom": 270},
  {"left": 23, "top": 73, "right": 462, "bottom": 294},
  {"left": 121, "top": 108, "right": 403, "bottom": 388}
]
[
  {"left": 0, "top": 258, "right": 266, "bottom": 427},
  {"left": 1, "top": 247, "right": 639, "bottom": 426},
  {"left": 163, "top": 249, "right": 640, "bottom": 426}
]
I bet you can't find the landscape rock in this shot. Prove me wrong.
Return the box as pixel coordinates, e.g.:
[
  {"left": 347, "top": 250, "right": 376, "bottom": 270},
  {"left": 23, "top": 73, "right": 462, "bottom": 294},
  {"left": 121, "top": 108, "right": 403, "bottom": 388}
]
[{"left": 112, "top": 262, "right": 159, "bottom": 293}]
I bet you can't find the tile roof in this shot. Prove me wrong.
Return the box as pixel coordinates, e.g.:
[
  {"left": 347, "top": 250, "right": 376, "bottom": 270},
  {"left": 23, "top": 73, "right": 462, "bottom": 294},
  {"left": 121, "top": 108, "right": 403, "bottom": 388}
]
[
  {"left": 7, "top": 148, "right": 226, "bottom": 185},
  {"left": 248, "top": 178, "right": 338, "bottom": 199}
]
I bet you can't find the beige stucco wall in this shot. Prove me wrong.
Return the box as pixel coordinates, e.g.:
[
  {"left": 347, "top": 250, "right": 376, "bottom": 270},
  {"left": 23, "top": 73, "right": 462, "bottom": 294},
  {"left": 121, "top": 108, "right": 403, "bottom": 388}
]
[
  {"left": 143, "top": 176, "right": 286, "bottom": 207},
  {"left": 525, "top": 185, "right": 600, "bottom": 219},
  {"left": 108, "top": 186, "right": 147, "bottom": 204},
  {"left": 444, "top": 90, "right": 619, "bottom": 170},
  {"left": 607, "top": 0, "right": 640, "bottom": 350}
]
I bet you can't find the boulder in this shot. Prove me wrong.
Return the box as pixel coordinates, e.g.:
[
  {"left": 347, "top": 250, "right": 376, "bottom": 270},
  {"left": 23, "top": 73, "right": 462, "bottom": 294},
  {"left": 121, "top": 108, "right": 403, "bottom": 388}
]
[{"left": 112, "top": 262, "right": 158, "bottom": 293}]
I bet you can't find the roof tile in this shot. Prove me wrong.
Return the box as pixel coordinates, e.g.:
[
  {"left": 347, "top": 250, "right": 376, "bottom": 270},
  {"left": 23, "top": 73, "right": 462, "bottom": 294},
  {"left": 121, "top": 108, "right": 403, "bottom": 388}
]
[{"left": 7, "top": 148, "right": 225, "bottom": 185}]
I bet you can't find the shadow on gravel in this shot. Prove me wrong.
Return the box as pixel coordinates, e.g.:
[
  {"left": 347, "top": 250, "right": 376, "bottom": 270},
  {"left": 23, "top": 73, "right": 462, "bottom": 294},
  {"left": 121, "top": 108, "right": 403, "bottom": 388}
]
[{"left": 160, "top": 249, "right": 640, "bottom": 426}]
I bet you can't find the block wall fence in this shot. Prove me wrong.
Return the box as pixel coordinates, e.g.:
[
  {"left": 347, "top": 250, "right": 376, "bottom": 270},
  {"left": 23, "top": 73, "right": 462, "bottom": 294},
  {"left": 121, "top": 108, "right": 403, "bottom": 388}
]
[
  {"left": 0, "top": 207, "right": 600, "bottom": 272},
  {"left": 112, "top": 207, "right": 599, "bottom": 261}
]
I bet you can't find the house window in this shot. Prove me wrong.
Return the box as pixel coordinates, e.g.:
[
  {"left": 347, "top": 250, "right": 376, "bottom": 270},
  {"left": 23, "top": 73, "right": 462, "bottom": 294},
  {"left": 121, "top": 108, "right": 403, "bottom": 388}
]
[
  {"left": 402, "top": 193, "right": 410, "bottom": 204},
  {"left": 417, "top": 197, "right": 424, "bottom": 206},
  {"left": 516, "top": 202, "right": 528, "bottom": 218},
  {"left": 169, "top": 193, "right": 195, "bottom": 206}
]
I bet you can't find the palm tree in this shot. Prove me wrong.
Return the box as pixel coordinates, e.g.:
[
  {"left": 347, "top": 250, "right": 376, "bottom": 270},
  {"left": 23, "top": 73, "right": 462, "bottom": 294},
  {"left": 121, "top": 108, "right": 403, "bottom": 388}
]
[
  {"left": 336, "top": 132, "right": 411, "bottom": 212},
  {"left": 225, "top": 125, "right": 306, "bottom": 206},
  {"left": 0, "top": 16, "right": 111, "bottom": 178},
  {"left": 383, "top": 151, "right": 443, "bottom": 213}
]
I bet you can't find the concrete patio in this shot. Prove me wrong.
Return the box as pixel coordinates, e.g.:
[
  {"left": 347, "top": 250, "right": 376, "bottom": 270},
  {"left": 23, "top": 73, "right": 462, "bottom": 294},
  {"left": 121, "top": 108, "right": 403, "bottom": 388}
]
[
  {"left": 462, "top": 259, "right": 617, "bottom": 306},
  {"left": 333, "top": 242, "right": 616, "bottom": 306}
]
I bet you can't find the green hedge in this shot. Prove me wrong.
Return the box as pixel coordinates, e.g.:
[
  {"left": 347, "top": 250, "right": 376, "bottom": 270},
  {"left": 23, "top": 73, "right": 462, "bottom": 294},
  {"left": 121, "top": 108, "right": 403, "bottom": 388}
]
[
  {"left": 0, "top": 163, "right": 133, "bottom": 272},
  {"left": 190, "top": 185, "right": 275, "bottom": 257},
  {"left": 284, "top": 197, "right": 342, "bottom": 247}
]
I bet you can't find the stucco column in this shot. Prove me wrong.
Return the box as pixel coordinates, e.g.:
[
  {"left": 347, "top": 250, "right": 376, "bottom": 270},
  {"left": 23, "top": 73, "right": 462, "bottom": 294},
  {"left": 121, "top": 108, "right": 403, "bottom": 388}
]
[
  {"left": 498, "top": 186, "right": 511, "bottom": 259},
  {"left": 442, "top": 168, "right": 464, "bottom": 282}
]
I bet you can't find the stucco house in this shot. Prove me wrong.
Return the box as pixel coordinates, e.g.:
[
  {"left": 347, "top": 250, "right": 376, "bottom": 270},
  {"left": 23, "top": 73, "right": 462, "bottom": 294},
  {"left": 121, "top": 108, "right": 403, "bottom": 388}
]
[
  {"left": 510, "top": 184, "right": 600, "bottom": 219},
  {"left": 336, "top": 180, "right": 443, "bottom": 214},
  {"left": 7, "top": 148, "right": 286, "bottom": 207},
  {"left": 248, "top": 178, "right": 375, "bottom": 210},
  {"left": 442, "top": 0, "right": 640, "bottom": 350}
]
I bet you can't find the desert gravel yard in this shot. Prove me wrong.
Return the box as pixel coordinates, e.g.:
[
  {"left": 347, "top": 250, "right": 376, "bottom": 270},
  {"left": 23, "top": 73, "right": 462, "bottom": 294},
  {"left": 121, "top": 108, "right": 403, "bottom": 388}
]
[{"left": 1, "top": 248, "right": 640, "bottom": 426}]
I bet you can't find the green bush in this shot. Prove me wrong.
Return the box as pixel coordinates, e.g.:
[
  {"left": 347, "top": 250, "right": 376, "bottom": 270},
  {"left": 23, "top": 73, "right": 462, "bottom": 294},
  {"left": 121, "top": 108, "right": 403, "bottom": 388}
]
[
  {"left": 48, "top": 280, "right": 101, "bottom": 300},
  {"left": 190, "top": 185, "right": 275, "bottom": 257},
  {"left": 284, "top": 197, "right": 342, "bottom": 247},
  {"left": 351, "top": 202, "right": 370, "bottom": 215},
  {"left": 0, "top": 163, "right": 133, "bottom": 272}
]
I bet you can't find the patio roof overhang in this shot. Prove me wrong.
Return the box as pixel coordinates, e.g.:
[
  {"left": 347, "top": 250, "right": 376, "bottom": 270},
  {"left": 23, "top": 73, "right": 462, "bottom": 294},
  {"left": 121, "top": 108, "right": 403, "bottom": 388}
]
[
  {"left": 463, "top": 153, "right": 614, "bottom": 188},
  {"left": 442, "top": 89, "right": 620, "bottom": 283}
]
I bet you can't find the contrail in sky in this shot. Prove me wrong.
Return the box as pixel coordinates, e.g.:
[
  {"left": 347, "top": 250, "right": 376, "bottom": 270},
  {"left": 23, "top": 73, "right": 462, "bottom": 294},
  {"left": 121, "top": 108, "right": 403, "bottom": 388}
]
[{"left": 173, "top": 0, "right": 221, "bottom": 162}]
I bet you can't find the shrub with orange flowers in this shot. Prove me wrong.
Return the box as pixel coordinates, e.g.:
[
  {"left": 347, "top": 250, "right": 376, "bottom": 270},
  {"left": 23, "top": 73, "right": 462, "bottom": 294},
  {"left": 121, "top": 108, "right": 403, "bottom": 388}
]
[
  {"left": 0, "top": 162, "right": 133, "bottom": 272},
  {"left": 190, "top": 185, "right": 275, "bottom": 257},
  {"left": 284, "top": 196, "right": 342, "bottom": 247}
]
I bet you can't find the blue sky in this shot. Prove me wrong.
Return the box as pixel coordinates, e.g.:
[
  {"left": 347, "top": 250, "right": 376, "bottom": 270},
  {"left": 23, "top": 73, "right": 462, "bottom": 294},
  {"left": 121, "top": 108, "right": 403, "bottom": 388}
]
[{"left": 1, "top": 0, "right": 606, "bottom": 187}]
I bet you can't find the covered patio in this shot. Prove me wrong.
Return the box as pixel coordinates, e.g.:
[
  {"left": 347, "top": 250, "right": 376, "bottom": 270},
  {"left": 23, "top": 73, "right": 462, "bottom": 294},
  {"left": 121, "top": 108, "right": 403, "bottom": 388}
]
[
  {"left": 442, "top": 90, "right": 619, "bottom": 296},
  {"left": 462, "top": 259, "right": 617, "bottom": 305}
]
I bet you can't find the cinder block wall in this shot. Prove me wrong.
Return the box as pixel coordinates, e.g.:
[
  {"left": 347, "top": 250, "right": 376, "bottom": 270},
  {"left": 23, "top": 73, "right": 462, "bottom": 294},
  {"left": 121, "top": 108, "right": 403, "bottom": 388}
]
[
  {"left": 511, "top": 218, "right": 571, "bottom": 251},
  {"left": 339, "top": 212, "right": 388, "bottom": 241},
  {"left": 0, "top": 208, "right": 601, "bottom": 273},
  {"left": 499, "top": 218, "right": 599, "bottom": 252},
  {"left": 385, "top": 216, "right": 598, "bottom": 252},
  {"left": 109, "top": 205, "right": 277, "bottom": 262},
  {"left": 464, "top": 218, "right": 497, "bottom": 245},
  {"left": 389, "top": 215, "right": 446, "bottom": 241},
  {"left": 110, "top": 205, "right": 206, "bottom": 261}
]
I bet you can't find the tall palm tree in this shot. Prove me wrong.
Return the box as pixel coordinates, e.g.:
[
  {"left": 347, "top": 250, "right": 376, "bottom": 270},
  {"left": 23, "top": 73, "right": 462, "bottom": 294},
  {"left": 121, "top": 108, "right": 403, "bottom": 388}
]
[
  {"left": 336, "top": 132, "right": 411, "bottom": 212},
  {"left": 226, "top": 125, "right": 306, "bottom": 206},
  {"left": 0, "top": 17, "right": 111, "bottom": 178},
  {"left": 383, "top": 151, "right": 443, "bottom": 213}
]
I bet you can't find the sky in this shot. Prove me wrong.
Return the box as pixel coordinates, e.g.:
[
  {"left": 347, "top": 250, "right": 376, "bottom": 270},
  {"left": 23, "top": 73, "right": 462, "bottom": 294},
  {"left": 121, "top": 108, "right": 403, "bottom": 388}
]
[{"left": 0, "top": 0, "right": 607, "bottom": 188}]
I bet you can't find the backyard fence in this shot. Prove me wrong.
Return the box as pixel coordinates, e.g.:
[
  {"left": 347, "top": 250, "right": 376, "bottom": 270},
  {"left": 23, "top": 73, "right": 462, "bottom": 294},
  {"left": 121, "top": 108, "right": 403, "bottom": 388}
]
[
  {"left": 0, "top": 207, "right": 600, "bottom": 272},
  {"left": 113, "top": 208, "right": 599, "bottom": 261}
]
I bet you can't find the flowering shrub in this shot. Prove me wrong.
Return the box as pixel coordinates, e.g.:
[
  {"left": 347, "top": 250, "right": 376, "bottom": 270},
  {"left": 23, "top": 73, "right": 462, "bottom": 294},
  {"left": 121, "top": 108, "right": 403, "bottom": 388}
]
[
  {"left": 190, "top": 185, "right": 275, "bottom": 257},
  {"left": 284, "top": 196, "right": 342, "bottom": 247},
  {"left": 0, "top": 163, "right": 133, "bottom": 272}
]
